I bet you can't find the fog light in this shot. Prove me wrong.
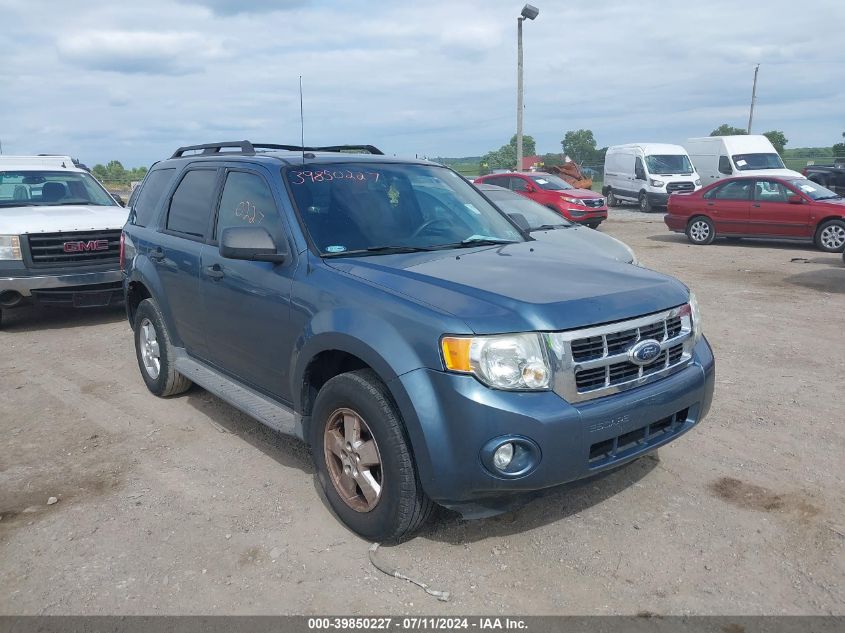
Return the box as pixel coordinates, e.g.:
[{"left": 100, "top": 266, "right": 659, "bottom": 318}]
[{"left": 493, "top": 443, "right": 514, "bottom": 470}]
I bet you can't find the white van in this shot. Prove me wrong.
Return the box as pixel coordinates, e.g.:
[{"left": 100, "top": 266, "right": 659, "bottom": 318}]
[
  {"left": 684, "top": 135, "right": 803, "bottom": 184},
  {"left": 603, "top": 143, "right": 701, "bottom": 212}
]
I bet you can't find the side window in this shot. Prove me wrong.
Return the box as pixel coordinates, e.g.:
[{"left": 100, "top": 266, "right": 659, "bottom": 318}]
[
  {"left": 718, "top": 156, "right": 733, "bottom": 175},
  {"left": 754, "top": 180, "right": 790, "bottom": 203},
  {"left": 634, "top": 157, "right": 646, "bottom": 180},
  {"left": 131, "top": 168, "right": 176, "bottom": 227},
  {"left": 835, "top": 173, "right": 845, "bottom": 193},
  {"left": 708, "top": 180, "right": 752, "bottom": 201},
  {"left": 166, "top": 169, "right": 218, "bottom": 238},
  {"left": 215, "top": 171, "right": 281, "bottom": 240},
  {"left": 510, "top": 177, "right": 529, "bottom": 192},
  {"left": 485, "top": 176, "right": 509, "bottom": 188}
]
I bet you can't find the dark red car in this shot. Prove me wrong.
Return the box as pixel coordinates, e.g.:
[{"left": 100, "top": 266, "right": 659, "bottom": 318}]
[
  {"left": 665, "top": 176, "right": 845, "bottom": 252},
  {"left": 474, "top": 171, "right": 608, "bottom": 228}
]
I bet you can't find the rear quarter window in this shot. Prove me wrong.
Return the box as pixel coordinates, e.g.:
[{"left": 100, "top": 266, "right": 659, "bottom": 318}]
[{"left": 131, "top": 168, "right": 176, "bottom": 227}]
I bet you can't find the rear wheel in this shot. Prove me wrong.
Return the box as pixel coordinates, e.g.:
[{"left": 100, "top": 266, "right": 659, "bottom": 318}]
[
  {"left": 686, "top": 216, "right": 715, "bottom": 245},
  {"left": 814, "top": 219, "right": 845, "bottom": 252},
  {"left": 133, "top": 298, "right": 192, "bottom": 397},
  {"left": 310, "top": 369, "right": 433, "bottom": 542},
  {"left": 639, "top": 192, "right": 652, "bottom": 213}
]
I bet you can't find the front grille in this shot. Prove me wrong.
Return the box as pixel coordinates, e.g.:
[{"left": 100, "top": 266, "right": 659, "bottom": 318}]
[
  {"left": 582, "top": 198, "right": 605, "bottom": 208},
  {"left": 25, "top": 230, "right": 121, "bottom": 267},
  {"left": 666, "top": 181, "right": 695, "bottom": 193},
  {"left": 548, "top": 306, "right": 694, "bottom": 403},
  {"left": 588, "top": 407, "right": 690, "bottom": 465}
]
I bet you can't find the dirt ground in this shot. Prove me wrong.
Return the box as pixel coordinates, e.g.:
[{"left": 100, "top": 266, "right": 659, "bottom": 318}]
[{"left": 1, "top": 209, "right": 843, "bottom": 615}]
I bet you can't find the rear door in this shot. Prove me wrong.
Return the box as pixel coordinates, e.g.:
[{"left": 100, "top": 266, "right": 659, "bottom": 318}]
[
  {"left": 750, "top": 179, "right": 811, "bottom": 237},
  {"left": 199, "top": 166, "right": 297, "bottom": 400},
  {"left": 702, "top": 180, "right": 752, "bottom": 234},
  {"left": 156, "top": 167, "right": 221, "bottom": 357}
]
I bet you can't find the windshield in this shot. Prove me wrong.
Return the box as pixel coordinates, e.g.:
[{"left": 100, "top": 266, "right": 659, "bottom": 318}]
[
  {"left": 485, "top": 190, "right": 572, "bottom": 229},
  {"left": 645, "top": 154, "right": 693, "bottom": 175},
  {"left": 731, "top": 153, "right": 785, "bottom": 171},
  {"left": 285, "top": 163, "right": 523, "bottom": 255},
  {"left": 0, "top": 170, "right": 117, "bottom": 207},
  {"left": 789, "top": 178, "right": 841, "bottom": 201},
  {"left": 529, "top": 174, "right": 573, "bottom": 190}
]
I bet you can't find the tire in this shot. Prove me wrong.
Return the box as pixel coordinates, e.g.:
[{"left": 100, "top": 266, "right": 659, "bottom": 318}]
[
  {"left": 686, "top": 216, "right": 716, "bottom": 245},
  {"left": 133, "top": 298, "right": 192, "bottom": 397},
  {"left": 814, "top": 219, "right": 845, "bottom": 252},
  {"left": 310, "top": 369, "right": 433, "bottom": 542},
  {"left": 639, "top": 192, "right": 652, "bottom": 213},
  {"left": 606, "top": 190, "right": 617, "bottom": 208}
]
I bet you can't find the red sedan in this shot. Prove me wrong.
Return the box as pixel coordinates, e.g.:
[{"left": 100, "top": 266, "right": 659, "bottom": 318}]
[
  {"left": 474, "top": 172, "right": 608, "bottom": 228},
  {"left": 665, "top": 176, "right": 845, "bottom": 252}
]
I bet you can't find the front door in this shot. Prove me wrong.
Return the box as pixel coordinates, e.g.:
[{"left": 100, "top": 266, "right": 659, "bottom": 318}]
[
  {"left": 750, "top": 179, "right": 811, "bottom": 237},
  {"left": 200, "top": 167, "right": 297, "bottom": 401},
  {"left": 702, "top": 179, "right": 752, "bottom": 234}
]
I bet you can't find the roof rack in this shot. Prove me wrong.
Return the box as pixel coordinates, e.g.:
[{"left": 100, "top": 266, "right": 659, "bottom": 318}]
[{"left": 170, "top": 141, "right": 383, "bottom": 159}]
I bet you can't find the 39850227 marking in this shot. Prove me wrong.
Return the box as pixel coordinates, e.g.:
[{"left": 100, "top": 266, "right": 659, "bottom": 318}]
[{"left": 307, "top": 618, "right": 393, "bottom": 630}]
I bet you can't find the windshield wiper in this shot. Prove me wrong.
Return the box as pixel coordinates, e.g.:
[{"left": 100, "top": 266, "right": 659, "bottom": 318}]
[
  {"left": 457, "top": 237, "right": 518, "bottom": 247},
  {"left": 53, "top": 200, "right": 95, "bottom": 206},
  {"left": 323, "top": 245, "right": 440, "bottom": 257},
  {"left": 0, "top": 201, "right": 37, "bottom": 207},
  {"left": 815, "top": 195, "right": 842, "bottom": 201}
]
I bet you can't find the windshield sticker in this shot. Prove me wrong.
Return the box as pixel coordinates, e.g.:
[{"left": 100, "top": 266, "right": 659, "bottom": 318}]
[
  {"left": 799, "top": 184, "right": 817, "bottom": 192},
  {"left": 326, "top": 245, "right": 346, "bottom": 253},
  {"left": 534, "top": 178, "right": 549, "bottom": 184},
  {"left": 388, "top": 183, "right": 400, "bottom": 206},
  {"left": 735, "top": 159, "right": 747, "bottom": 167},
  {"left": 290, "top": 170, "right": 380, "bottom": 185}
]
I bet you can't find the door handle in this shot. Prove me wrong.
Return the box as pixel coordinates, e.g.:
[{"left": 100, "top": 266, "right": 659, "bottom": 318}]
[
  {"left": 206, "top": 264, "right": 224, "bottom": 280},
  {"left": 706, "top": 202, "right": 715, "bottom": 206},
  {"left": 752, "top": 204, "right": 761, "bottom": 208},
  {"left": 149, "top": 248, "right": 165, "bottom": 262}
]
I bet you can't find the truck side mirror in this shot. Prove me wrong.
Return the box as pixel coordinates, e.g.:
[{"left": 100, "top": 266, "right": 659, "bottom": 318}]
[{"left": 219, "top": 226, "right": 287, "bottom": 263}]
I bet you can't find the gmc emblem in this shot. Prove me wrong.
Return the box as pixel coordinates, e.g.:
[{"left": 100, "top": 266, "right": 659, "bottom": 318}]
[{"left": 63, "top": 239, "right": 110, "bottom": 253}]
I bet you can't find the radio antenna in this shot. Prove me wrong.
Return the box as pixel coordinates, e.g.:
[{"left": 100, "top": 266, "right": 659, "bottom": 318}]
[{"left": 299, "top": 75, "right": 305, "bottom": 165}]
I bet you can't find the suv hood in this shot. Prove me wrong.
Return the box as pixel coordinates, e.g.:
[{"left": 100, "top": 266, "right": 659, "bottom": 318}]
[
  {"left": 558, "top": 188, "right": 601, "bottom": 199},
  {"left": 0, "top": 204, "right": 128, "bottom": 234},
  {"left": 327, "top": 241, "right": 688, "bottom": 334}
]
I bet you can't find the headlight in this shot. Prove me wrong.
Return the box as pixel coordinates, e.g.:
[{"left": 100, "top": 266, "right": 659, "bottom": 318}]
[
  {"left": 560, "top": 197, "right": 585, "bottom": 206},
  {"left": 441, "top": 333, "right": 550, "bottom": 390},
  {"left": 681, "top": 292, "right": 703, "bottom": 343},
  {"left": 649, "top": 178, "right": 665, "bottom": 187},
  {"left": 694, "top": 178, "right": 702, "bottom": 187},
  {"left": 0, "top": 235, "right": 22, "bottom": 261}
]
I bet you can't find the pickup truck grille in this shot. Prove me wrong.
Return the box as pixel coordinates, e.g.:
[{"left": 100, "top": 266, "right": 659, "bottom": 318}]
[
  {"left": 548, "top": 307, "right": 694, "bottom": 403},
  {"left": 25, "top": 230, "right": 121, "bottom": 267},
  {"left": 666, "top": 181, "right": 695, "bottom": 193}
]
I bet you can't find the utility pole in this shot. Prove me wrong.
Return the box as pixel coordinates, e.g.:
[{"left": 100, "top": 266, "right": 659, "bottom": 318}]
[
  {"left": 747, "top": 64, "right": 759, "bottom": 134},
  {"left": 515, "top": 4, "right": 538, "bottom": 172}
]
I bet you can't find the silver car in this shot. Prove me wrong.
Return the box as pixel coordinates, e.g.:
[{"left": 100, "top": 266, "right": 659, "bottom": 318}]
[{"left": 476, "top": 183, "right": 638, "bottom": 265}]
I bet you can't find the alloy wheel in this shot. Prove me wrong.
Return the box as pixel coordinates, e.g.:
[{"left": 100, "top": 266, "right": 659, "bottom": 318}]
[
  {"left": 820, "top": 224, "right": 845, "bottom": 250},
  {"left": 690, "top": 220, "right": 710, "bottom": 243},
  {"left": 323, "top": 408, "right": 383, "bottom": 512},
  {"left": 139, "top": 318, "right": 161, "bottom": 379}
]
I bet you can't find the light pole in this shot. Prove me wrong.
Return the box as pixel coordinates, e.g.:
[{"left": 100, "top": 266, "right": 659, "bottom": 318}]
[{"left": 516, "top": 4, "right": 539, "bottom": 172}]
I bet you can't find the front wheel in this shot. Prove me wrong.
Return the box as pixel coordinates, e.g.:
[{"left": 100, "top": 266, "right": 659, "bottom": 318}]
[
  {"left": 686, "top": 216, "right": 716, "bottom": 245},
  {"left": 639, "top": 192, "right": 652, "bottom": 213},
  {"left": 310, "top": 369, "right": 433, "bottom": 542},
  {"left": 606, "top": 190, "right": 618, "bottom": 207},
  {"left": 814, "top": 219, "right": 845, "bottom": 252}
]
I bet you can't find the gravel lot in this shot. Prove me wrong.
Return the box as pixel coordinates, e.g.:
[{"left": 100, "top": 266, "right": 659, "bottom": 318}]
[{"left": 1, "top": 208, "right": 843, "bottom": 615}]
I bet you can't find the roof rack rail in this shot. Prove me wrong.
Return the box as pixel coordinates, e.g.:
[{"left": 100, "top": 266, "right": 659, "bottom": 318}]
[{"left": 170, "top": 141, "right": 384, "bottom": 159}]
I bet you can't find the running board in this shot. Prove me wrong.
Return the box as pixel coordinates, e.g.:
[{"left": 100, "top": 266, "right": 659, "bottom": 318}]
[{"left": 173, "top": 351, "right": 301, "bottom": 438}]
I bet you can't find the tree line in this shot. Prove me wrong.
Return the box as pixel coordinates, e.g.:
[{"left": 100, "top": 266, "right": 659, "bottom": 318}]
[{"left": 91, "top": 160, "right": 148, "bottom": 184}]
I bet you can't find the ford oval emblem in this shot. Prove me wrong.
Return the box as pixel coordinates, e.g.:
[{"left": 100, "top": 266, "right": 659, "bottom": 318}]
[{"left": 629, "top": 339, "right": 662, "bottom": 366}]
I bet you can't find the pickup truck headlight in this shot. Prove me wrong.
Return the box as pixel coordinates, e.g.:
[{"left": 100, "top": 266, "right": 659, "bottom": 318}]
[
  {"left": 649, "top": 178, "right": 665, "bottom": 187},
  {"left": 0, "top": 235, "right": 22, "bottom": 261},
  {"left": 560, "top": 197, "right": 585, "bottom": 206},
  {"left": 441, "top": 333, "right": 550, "bottom": 390}
]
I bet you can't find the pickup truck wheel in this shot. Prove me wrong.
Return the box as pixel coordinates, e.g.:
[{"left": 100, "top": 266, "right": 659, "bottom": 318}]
[
  {"left": 814, "top": 219, "right": 845, "bottom": 252},
  {"left": 311, "top": 369, "right": 433, "bottom": 542},
  {"left": 639, "top": 192, "right": 652, "bottom": 213},
  {"left": 686, "top": 216, "right": 715, "bottom": 245},
  {"left": 133, "top": 298, "right": 192, "bottom": 397}
]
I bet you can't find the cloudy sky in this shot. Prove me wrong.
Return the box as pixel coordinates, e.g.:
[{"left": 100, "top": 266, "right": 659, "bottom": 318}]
[{"left": 1, "top": 0, "right": 843, "bottom": 167}]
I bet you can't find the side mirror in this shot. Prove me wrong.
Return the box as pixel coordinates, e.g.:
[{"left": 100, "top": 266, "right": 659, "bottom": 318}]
[
  {"left": 111, "top": 193, "right": 125, "bottom": 206},
  {"left": 508, "top": 212, "right": 531, "bottom": 231},
  {"left": 219, "top": 226, "right": 287, "bottom": 263},
  {"left": 522, "top": 184, "right": 536, "bottom": 193},
  {"left": 788, "top": 194, "right": 803, "bottom": 204}
]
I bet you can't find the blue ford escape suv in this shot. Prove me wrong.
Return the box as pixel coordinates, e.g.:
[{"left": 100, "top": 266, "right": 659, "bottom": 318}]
[{"left": 122, "top": 141, "right": 715, "bottom": 541}]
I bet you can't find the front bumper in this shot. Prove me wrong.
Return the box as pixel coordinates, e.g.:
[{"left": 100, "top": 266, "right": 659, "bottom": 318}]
[
  {"left": 389, "top": 337, "right": 714, "bottom": 514},
  {"left": 566, "top": 208, "right": 608, "bottom": 225},
  {"left": 0, "top": 269, "right": 123, "bottom": 308},
  {"left": 647, "top": 192, "right": 671, "bottom": 208}
]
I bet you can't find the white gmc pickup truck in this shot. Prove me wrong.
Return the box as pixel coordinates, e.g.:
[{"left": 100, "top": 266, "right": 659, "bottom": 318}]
[{"left": 0, "top": 155, "right": 128, "bottom": 326}]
